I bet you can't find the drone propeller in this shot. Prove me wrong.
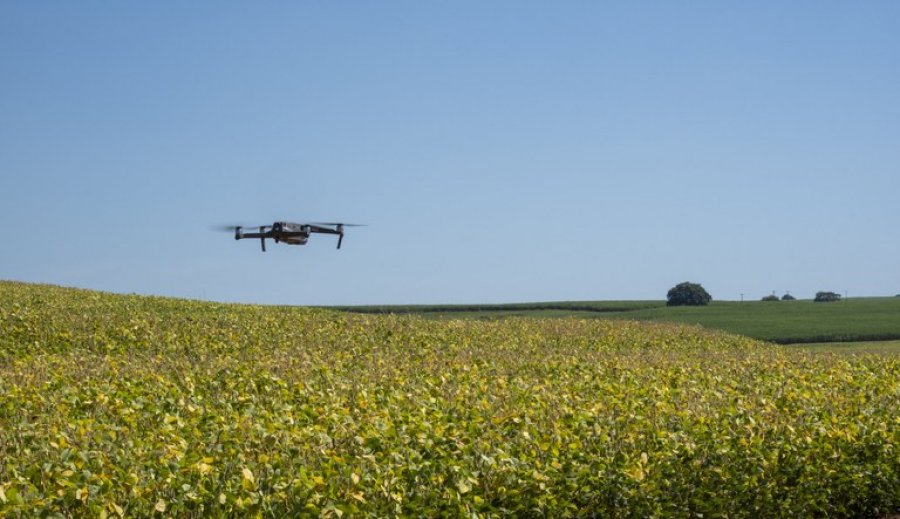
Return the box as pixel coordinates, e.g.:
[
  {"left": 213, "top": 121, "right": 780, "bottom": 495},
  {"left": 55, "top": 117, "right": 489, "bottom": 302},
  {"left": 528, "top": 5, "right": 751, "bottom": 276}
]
[
  {"left": 306, "top": 223, "right": 365, "bottom": 249},
  {"left": 211, "top": 224, "right": 244, "bottom": 242},
  {"left": 211, "top": 224, "right": 272, "bottom": 232},
  {"left": 311, "top": 222, "right": 366, "bottom": 227},
  {"left": 211, "top": 224, "right": 242, "bottom": 232}
]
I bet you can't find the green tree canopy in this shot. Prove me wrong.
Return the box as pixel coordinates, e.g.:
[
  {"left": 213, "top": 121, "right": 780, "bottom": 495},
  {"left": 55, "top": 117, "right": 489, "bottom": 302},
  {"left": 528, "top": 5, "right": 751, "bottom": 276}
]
[
  {"left": 815, "top": 291, "right": 842, "bottom": 303},
  {"left": 666, "top": 282, "right": 712, "bottom": 307}
]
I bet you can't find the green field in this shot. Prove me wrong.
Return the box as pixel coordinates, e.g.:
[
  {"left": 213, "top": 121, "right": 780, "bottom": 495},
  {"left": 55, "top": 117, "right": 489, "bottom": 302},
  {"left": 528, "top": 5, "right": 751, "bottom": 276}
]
[
  {"left": 797, "top": 340, "right": 900, "bottom": 355},
  {"left": 334, "top": 297, "right": 900, "bottom": 345},
  {"left": 2, "top": 281, "right": 899, "bottom": 516}
]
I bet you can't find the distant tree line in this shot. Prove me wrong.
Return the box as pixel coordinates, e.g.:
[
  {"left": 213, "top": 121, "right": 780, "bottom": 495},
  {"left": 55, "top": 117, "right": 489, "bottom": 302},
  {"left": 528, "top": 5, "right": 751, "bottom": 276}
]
[
  {"left": 814, "top": 291, "right": 842, "bottom": 303},
  {"left": 762, "top": 293, "right": 796, "bottom": 301},
  {"left": 664, "top": 283, "right": 850, "bottom": 304},
  {"left": 760, "top": 291, "right": 841, "bottom": 302}
]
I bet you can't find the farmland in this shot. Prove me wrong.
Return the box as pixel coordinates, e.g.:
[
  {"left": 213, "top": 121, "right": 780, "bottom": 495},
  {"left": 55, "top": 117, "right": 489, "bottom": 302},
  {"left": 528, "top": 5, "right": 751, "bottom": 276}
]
[
  {"left": 334, "top": 297, "right": 900, "bottom": 345},
  {"left": 1, "top": 281, "right": 898, "bottom": 517}
]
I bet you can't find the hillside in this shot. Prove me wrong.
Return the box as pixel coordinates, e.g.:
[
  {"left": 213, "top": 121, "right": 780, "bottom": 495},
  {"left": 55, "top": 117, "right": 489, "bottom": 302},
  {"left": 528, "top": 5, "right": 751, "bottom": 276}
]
[{"left": 1, "top": 281, "right": 898, "bottom": 516}]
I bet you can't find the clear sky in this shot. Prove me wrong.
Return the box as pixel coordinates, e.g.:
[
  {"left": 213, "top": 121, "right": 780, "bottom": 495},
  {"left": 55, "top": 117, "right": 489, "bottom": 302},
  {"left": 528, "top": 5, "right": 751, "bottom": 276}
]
[{"left": 2, "top": 2, "right": 898, "bottom": 305}]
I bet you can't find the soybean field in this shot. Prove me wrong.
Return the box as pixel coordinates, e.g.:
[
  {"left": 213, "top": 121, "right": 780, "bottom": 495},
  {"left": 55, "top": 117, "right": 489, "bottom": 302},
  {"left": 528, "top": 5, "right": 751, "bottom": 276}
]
[{"left": 1, "top": 281, "right": 898, "bottom": 517}]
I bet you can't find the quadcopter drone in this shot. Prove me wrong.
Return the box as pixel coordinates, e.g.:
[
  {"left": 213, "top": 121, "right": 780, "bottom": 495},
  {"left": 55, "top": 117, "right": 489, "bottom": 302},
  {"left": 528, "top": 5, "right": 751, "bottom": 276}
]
[{"left": 218, "top": 222, "right": 363, "bottom": 251}]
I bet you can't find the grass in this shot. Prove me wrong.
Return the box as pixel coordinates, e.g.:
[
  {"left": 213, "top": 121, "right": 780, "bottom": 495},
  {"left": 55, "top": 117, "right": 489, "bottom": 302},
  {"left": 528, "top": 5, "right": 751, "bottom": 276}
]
[{"left": 335, "top": 297, "right": 900, "bottom": 345}]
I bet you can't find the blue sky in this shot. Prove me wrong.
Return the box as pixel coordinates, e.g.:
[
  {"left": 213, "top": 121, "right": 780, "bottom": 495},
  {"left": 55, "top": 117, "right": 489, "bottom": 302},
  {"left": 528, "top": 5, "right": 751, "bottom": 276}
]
[{"left": 2, "top": 2, "right": 898, "bottom": 305}]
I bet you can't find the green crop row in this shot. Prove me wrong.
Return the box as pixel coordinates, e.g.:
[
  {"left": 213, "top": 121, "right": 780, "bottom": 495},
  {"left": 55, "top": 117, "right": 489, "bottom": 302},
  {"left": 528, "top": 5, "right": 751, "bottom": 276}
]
[
  {"left": 1, "top": 282, "right": 898, "bottom": 517},
  {"left": 334, "top": 297, "right": 900, "bottom": 345}
]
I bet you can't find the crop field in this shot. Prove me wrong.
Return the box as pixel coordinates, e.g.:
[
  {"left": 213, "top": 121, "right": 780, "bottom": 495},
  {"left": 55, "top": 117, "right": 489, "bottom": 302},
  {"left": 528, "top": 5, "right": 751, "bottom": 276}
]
[
  {"left": 1, "top": 281, "right": 898, "bottom": 517},
  {"left": 800, "top": 340, "right": 900, "bottom": 355},
  {"left": 336, "top": 297, "right": 900, "bottom": 345}
]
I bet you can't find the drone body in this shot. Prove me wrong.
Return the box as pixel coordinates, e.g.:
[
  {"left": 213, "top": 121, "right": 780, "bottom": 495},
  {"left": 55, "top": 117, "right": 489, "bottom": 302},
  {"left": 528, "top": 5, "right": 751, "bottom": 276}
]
[{"left": 225, "top": 222, "right": 362, "bottom": 251}]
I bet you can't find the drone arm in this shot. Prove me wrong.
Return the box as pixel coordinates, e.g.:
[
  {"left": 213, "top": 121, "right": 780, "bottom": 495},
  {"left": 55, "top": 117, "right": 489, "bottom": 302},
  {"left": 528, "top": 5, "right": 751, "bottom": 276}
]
[
  {"left": 235, "top": 231, "right": 265, "bottom": 239},
  {"left": 307, "top": 225, "right": 341, "bottom": 235},
  {"left": 304, "top": 224, "right": 346, "bottom": 249},
  {"left": 233, "top": 227, "right": 269, "bottom": 252},
  {"left": 235, "top": 231, "right": 267, "bottom": 251}
]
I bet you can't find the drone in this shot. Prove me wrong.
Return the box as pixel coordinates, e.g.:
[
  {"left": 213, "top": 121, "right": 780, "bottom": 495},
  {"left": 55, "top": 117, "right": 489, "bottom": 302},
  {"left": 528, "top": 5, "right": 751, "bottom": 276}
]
[{"left": 217, "top": 222, "right": 363, "bottom": 251}]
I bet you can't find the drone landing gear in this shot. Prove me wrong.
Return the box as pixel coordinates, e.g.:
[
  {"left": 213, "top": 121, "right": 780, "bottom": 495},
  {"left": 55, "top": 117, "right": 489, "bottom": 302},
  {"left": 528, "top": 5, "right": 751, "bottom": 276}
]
[{"left": 336, "top": 224, "right": 344, "bottom": 249}]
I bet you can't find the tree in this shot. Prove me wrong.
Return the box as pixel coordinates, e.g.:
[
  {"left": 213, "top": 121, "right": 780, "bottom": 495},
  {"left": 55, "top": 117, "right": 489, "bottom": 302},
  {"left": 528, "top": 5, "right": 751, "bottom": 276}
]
[
  {"left": 666, "top": 282, "right": 712, "bottom": 306},
  {"left": 781, "top": 293, "right": 796, "bottom": 301},
  {"left": 814, "top": 291, "right": 841, "bottom": 303},
  {"left": 761, "top": 295, "right": 780, "bottom": 302}
]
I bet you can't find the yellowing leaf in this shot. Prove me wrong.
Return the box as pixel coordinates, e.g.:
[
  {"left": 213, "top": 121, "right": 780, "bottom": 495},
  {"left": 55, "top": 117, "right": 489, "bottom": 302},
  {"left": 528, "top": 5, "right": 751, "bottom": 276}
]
[{"left": 626, "top": 466, "right": 645, "bottom": 482}]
